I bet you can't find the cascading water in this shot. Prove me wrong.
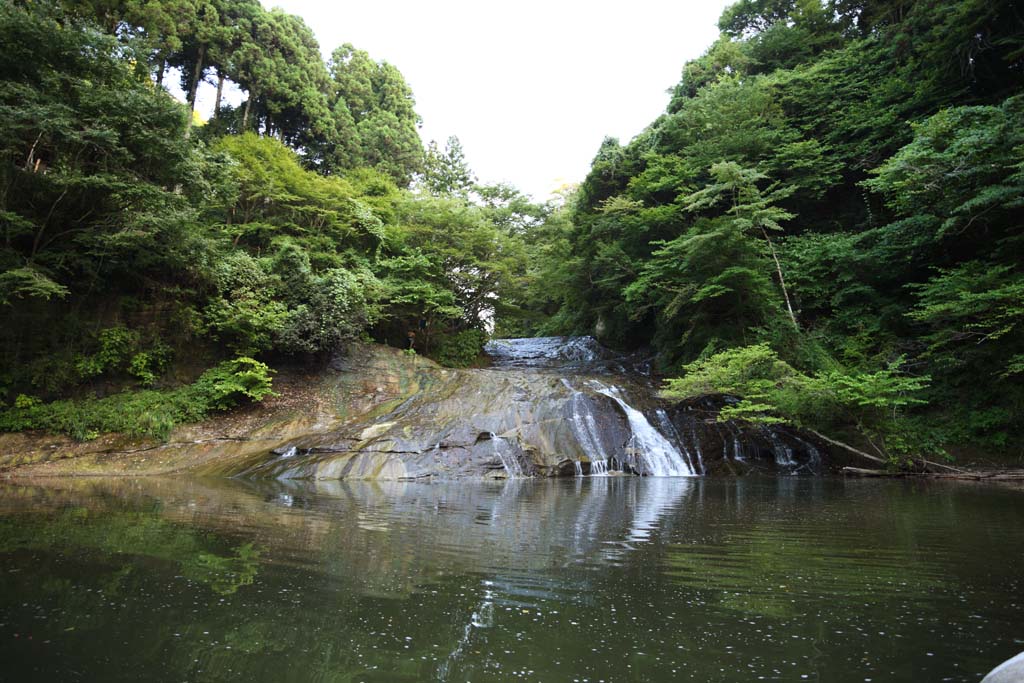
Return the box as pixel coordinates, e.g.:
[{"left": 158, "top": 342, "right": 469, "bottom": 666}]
[
  {"left": 691, "top": 426, "right": 705, "bottom": 473},
  {"left": 243, "top": 336, "right": 822, "bottom": 482},
  {"left": 563, "top": 382, "right": 618, "bottom": 476},
  {"left": 789, "top": 435, "right": 823, "bottom": 474},
  {"left": 768, "top": 431, "right": 797, "bottom": 468},
  {"left": 490, "top": 434, "right": 523, "bottom": 478},
  {"left": 655, "top": 408, "right": 698, "bottom": 474},
  {"left": 733, "top": 436, "right": 745, "bottom": 461},
  {"left": 593, "top": 385, "right": 696, "bottom": 477}
]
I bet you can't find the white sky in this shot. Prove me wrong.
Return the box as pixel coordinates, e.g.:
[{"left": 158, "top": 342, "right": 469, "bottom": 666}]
[{"left": 191, "top": 1, "right": 732, "bottom": 200}]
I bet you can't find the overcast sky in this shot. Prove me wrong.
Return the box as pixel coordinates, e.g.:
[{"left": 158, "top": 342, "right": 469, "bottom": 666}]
[{"left": 197, "top": 1, "right": 732, "bottom": 199}]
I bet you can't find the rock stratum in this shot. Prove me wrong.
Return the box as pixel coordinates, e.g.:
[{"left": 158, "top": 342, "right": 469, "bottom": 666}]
[{"left": 1, "top": 338, "right": 830, "bottom": 479}]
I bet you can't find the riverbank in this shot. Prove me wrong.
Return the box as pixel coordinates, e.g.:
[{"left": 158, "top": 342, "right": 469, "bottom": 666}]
[{"left": 0, "top": 343, "right": 432, "bottom": 478}]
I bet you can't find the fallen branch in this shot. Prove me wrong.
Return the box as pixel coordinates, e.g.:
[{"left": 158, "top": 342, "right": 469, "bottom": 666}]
[
  {"left": 842, "top": 467, "right": 903, "bottom": 477},
  {"left": 808, "top": 429, "right": 886, "bottom": 465},
  {"left": 807, "top": 429, "right": 964, "bottom": 474}
]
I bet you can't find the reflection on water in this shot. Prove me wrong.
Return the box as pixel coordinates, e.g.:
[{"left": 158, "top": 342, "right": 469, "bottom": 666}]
[{"left": 0, "top": 476, "right": 1022, "bottom": 682}]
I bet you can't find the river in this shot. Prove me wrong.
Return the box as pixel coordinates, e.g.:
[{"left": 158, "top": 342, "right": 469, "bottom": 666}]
[{"left": 1, "top": 475, "right": 1021, "bottom": 682}]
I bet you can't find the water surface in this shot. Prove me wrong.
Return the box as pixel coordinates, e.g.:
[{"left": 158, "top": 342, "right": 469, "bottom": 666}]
[{"left": 0, "top": 477, "right": 1021, "bottom": 682}]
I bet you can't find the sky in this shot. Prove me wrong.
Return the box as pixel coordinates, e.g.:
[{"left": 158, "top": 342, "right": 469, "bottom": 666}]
[{"left": 193, "top": 1, "right": 733, "bottom": 200}]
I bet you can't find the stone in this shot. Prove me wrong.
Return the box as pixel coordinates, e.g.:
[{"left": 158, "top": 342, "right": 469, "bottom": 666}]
[{"left": 982, "top": 651, "right": 1024, "bottom": 683}]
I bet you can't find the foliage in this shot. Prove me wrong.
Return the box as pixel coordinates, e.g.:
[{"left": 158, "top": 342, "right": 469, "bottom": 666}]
[
  {"left": 522, "top": 0, "right": 1024, "bottom": 457},
  {"left": 190, "top": 357, "right": 275, "bottom": 411},
  {"left": 662, "top": 344, "right": 932, "bottom": 464},
  {"left": 420, "top": 135, "right": 475, "bottom": 198},
  {"left": 433, "top": 329, "right": 488, "bottom": 368},
  {"left": 0, "top": 357, "right": 274, "bottom": 440}
]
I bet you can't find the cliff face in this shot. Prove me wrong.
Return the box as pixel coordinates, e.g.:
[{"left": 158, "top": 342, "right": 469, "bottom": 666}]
[{"left": 1, "top": 339, "right": 830, "bottom": 479}]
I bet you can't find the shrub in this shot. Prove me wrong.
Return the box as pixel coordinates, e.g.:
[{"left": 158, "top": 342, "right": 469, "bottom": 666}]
[
  {"left": 0, "top": 357, "right": 276, "bottom": 441},
  {"left": 433, "top": 329, "right": 487, "bottom": 368},
  {"left": 190, "top": 357, "right": 276, "bottom": 411},
  {"left": 661, "top": 344, "right": 935, "bottom": 465}
]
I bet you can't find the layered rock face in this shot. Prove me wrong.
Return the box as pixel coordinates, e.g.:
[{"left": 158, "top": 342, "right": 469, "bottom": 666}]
[{"left": 232, "top": 337, "right": 827, "bottom": 481}]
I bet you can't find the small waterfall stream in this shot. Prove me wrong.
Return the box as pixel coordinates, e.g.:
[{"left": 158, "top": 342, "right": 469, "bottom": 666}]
[
  {"left": 562, "top": 378, "right": 694, "bottom": 477},
  {"left": 490, "top": 434, "right": 524, "bottom": 478},
  {"left": 594, "top": 385, "right": 696, "bottom": 477}
]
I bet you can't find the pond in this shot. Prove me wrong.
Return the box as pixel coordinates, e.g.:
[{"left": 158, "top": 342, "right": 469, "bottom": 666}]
[{"left": 0, "top": 476, "right": 1021, "bottom": 682}]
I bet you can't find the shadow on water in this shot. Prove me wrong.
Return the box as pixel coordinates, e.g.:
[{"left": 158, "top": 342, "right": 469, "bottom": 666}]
[{"left": 0, "top": 476, "right": 1022, "bottom": 682}]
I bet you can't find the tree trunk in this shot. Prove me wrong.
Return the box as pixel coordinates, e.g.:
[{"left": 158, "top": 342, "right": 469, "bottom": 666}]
[
  {"left": 761, "top": 228, "right": 798, "bottom": 329},
  {"left": 187, "top": 44, "right": 206, "bottom": 111},
  {"left": 214, "top": 71, "right": 224, "bottom": 117},
  {"left": 184, "top": 43, "right": 206, "bottom": 136},
  {"left": 155, "top": 59, "right": 165, "bottom": 88},
  {"left": 242, "top": 95, "right": 253, "bottom": 130}
]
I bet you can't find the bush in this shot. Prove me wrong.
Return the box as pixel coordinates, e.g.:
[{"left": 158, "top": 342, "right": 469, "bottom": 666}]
[
  {"left": 190, "top": 357, "right": 276, "bottom": 411},
  {"left": 275, "top": 265, "right": 382, "bottom": 355},
  {"left": 64, "top": 326, "right": 175, "bottom": 389},
  {"left": 661, "top": 344, "right": 935, "bottom": 465},
  {"left": 433, "top": 329, "right": 487, "bottom": 368},
  {"left": 0, "top": 357, "right": 276, "bottom": 441}
]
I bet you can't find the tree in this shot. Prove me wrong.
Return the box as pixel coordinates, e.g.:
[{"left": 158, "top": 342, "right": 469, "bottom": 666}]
[
  {"left": 420, "top": 135, "right": 475, "bottom": 198},
  {"left": 325, "top": 43, "right": 424, "bottom": 184},
  {"left": 681, "top": 162, "right": 799, "bottom": 327}
]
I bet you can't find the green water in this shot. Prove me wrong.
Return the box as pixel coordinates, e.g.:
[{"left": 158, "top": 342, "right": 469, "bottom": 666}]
[{"left": 0, "top": 476, "right": 1021, "bottom": 682}]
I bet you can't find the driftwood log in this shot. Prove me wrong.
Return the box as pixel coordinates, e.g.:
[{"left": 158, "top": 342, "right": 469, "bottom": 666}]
[{"left": 842, "top": 466, "right": 1024, "bottom": 482}]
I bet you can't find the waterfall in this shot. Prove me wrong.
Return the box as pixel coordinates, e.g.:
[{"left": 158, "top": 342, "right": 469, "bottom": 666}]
[
  {"left": 490, "top": 434, "right": 523, "bottom": 478},
  {"left": 790, "top": 435, "right": 822, "bottom": 473},
  {"left": 566, "top": 383, "right": 617, "bottom": 476},
  {"left": 768, "top": 431, "right": 797, "bottom": 467},
  {"left": 692, "top": 429, "right": 705, "bottom": 473},
  {"left": 594, "top": 386, "right": 695, "bottom": 477},
  {"left": 655, "top": 408, "right": 697, "bottom": 474}
]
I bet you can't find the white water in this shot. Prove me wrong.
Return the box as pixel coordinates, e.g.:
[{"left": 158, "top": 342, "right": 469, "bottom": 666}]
[
  {"left": 563, "top": 381, "right": 620, "bottom": 476},
  {"left": 733, "top": 436, "right": 745, "bottom": 461},
  {"left": 769, "top": 432, "right": 797, "bottom": 467},
  {"left": 655, "top": 408, "right": 698, "bottom": 474},
  {"left": 790, "top": 435, "right": 822, "bottom": 473},
  {"left": 491, "top": 435, "right": 524, "bottom": 478},
  {"left": 594, "top": 386, "right": 696, "bottom": 477}
]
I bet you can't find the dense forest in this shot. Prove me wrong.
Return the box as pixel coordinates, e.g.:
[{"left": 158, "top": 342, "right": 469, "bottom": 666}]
[
  {"left": 0, "top": 0, "right": 1021, "bottom": 465},
  {"left": 532, "top": 0, "right": 1024, "bottom": 464}
]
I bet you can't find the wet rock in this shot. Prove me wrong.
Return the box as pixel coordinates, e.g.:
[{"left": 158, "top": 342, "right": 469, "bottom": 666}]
[
  {"left": 231, "top": 338, "right": 830, "bottom": 482},
  {"left": 982, "top": 651, "right": 1024, "bottom": 683}
]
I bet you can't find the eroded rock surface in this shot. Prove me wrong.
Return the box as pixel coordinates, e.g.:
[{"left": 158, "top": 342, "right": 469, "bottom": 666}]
[
  {"left": 230, "top": 337, "right": 828, "bottom": 481},
  {"left": 2, "top": 338, "right": 829, "bottom": 480}
]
